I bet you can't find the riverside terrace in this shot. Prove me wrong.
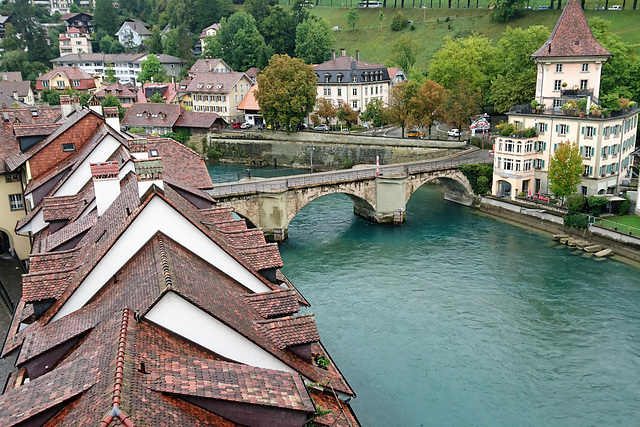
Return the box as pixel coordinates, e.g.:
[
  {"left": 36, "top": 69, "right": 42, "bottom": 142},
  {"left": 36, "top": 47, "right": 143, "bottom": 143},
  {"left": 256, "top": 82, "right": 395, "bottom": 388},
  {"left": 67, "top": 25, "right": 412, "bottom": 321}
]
[{"left": 208, "top": 151, "right": 491, "bottom": 241}]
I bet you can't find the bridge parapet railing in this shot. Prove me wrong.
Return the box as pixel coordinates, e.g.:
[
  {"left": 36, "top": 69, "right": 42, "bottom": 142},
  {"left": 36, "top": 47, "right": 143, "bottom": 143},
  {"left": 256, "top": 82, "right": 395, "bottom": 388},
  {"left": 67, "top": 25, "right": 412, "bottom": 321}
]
[{"left": 209, "top": 156, "right": 474, "bottom": 197}]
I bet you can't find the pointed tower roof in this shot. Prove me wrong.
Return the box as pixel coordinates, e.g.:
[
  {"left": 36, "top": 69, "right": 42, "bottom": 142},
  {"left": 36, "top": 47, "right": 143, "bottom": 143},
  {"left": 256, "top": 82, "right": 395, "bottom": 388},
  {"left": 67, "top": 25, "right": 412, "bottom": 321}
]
[{"left": 532, "top": 0, "right": 611, "bottom": 59}]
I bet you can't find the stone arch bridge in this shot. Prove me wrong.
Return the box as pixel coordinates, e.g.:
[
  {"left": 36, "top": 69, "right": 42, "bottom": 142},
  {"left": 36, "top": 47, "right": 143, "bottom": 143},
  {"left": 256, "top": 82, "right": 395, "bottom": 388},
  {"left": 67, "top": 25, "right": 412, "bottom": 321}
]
[{"left": 208, "top": 156, "right": 477, "bottom": 241}]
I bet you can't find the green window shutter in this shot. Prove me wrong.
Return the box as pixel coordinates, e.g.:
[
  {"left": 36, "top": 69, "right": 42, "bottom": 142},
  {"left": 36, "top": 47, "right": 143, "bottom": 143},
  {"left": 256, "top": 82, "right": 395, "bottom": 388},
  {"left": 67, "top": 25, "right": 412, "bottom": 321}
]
[
  {"left": 555, "top": 124, "right": 559, "bottom": 133},
  {"left": 579, "top": 146, "right": 583, "bottom": 155},
  {"left": 543, "top": 142, "right": 546, "bottom": 150},
  {"left": 581, "top": 126, "right": 585, "bottom": 134}
]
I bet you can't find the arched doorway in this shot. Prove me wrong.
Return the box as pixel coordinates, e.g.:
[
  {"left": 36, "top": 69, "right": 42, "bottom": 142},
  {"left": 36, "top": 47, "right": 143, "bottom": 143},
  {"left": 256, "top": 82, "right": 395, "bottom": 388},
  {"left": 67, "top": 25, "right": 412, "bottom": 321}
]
[
  {"left": 0, "top": 230, "right": 10, "bottom": 257},
  {"left": 496, "top": 180, "right": 512, "bottom": 198}
]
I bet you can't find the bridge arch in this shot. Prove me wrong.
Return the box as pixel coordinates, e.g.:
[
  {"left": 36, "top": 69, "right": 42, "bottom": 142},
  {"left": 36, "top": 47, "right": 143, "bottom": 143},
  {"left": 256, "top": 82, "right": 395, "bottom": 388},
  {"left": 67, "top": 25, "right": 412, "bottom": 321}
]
[{"left": 405, "top": 169, "right": 475, "bottom": 206}]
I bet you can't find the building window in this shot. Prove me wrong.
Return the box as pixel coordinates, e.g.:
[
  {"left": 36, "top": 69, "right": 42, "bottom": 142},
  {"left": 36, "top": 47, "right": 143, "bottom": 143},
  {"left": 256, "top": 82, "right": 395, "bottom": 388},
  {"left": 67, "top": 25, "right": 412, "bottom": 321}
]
[
  {"left": 558, "top": 124, "right": 568, "bottom": 135},
  {"left": 5, "top": 173, "right": 20, "bottom": 182},
  {"left": 352, "top": 100, "right": 358, "bottom": 109},
  {"left": 42, "top": 80, "right": 48, "bottom": 87},
  {"left": 553, "top": 99, "right": 562, "bottom": 108},
  {"left": 73, "top": 80, "right": 80, "bottom": 86},
  {"left": 352, "top": 87, "right": 357, "bottom": 96},
  {"left": 504, "top": 140, "right": 514, "bottom": 152},
  {"left": 581, "top": 185, "right": 588, "bottom": 195},
  {"left": 504, "top": 158, "right": 513, "bottom": 171},
  {"left": 57, "top": 81, "right": 66, "bottom": 88},
  {"left": 9, "top": 194, "right": 24, "bottom": 211},
  {"left": 524, "top": 160, "right": 532, "bottom": 172},
  {"left": 556, "top": 64, "right": 563, "bottom": 72},
  {"left": 584, "top": 126, "right": 595, "bottom": 138},
  {"left": 581, "top": 63, "right": 589, "bottom": 72},
  {"left": 497, "top": 157, "right": 502, "bottom": 168},
  {"left": 525, "top": 141, "right": 533, "bottom": 152},
  {"left": 580, "top": 79, "right": 588, "bottom": 90},
  {"left": 62, "top": 143, "right": 76, "bottom": 151},
  {"left": 515, "top": 160, "right": 521, "bottom": 172},
  {"left": 323, "top": 87, "right": 331, "bottom": 96},
  {"left": 352, "top": 76, "right": 358, "bottom": 82},
  {"left": 584, "top": 146, "right": 593, "bottom": 158},
  {"left": 324, "top": 74, "right": 331, "bottom": 83},
  {"left": 337, "top": 88, "right": 342, "bottom": 96},
  {"left": 554, "top": 80, "right": 561, "bottom": 91}
]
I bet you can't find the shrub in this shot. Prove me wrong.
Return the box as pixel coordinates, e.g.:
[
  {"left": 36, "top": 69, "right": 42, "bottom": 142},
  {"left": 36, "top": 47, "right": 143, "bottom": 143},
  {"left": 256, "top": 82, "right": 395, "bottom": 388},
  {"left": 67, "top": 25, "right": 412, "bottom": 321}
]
[
  {"left": 391, "top": 12, "right": 407, "bottom": 31},
  {"left": 587, "top": 195, "right": 609, "bottom": 216},
  {"left": 409, "top": 23, "right": 417, "bottom": 31},
  {"left": 459, "top": 163, "right": 493, "bottom": 194},
  {"left": 618, "top": 194, "right": 630, "bottom": 215},
  {"left": 564, "top": 212, "right": 590, "bottom": 229},
  {"left": 522, "top": 127, "right": 537, "bottom": 138},
  {"left": 476, "top": 176, "right": 489, "bottom": 194},
  {"left": 567, "top": 194, "right": 586, "bottom": 212},
  {"left": 496, "top": 121, "right": 516, "bottom": 136},
  {"left": 128, "top": 127, "right": 145, "bottom": 134}
]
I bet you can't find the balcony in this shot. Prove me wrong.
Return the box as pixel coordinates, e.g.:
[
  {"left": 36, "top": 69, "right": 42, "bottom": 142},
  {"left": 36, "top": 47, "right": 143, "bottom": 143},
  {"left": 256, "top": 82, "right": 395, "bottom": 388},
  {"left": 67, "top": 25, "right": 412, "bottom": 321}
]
[
  {"left": 510, "top": 102, "right": 638, "bottom": 119},
  {"left": 561, "top": 88, "right": 594, "bottom": 98}
]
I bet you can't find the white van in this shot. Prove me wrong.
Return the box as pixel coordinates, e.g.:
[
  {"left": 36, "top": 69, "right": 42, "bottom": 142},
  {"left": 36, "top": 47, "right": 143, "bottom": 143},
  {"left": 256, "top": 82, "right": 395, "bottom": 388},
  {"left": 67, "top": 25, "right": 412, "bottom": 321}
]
[{"left": 608, "top": 5, "right": 622, "bottom": 10}]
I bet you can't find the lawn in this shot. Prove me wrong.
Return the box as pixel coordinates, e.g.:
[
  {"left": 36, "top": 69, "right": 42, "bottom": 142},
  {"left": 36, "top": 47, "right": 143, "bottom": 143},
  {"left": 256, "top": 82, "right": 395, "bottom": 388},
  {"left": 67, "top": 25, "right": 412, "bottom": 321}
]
[
  {"left": 597, "top": 214, "right": 640, "bottom": 236},
  {"left": 277, "top": 3, "right": 640, "bottom": 72}
]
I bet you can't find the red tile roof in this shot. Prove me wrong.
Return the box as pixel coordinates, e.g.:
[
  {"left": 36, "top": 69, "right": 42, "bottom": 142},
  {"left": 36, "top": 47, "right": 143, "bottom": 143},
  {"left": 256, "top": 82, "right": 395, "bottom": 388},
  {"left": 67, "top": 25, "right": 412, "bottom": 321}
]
[
  {"left": 121, "top": 103, "right": 182, "bottom": 128},
  {"left": 22, "top": 269, "right": 75, "bottom": 302},
  {"left": 42, "top": 194, "right": 82, "bottom": 221},
  {"left": 174, "top": 110, "right": 224, "bottom": 129},
  {"left": 186, "top": 72, "right": 247, "bottom": 94},
  {"left": 257, "top": 314, "right": 320, "bottom": 349},
  {"left": 199, "top": 207, "right": 234, "bottom": 223},
  {"left": 94, "top": 82, "right": 137, "bottom": 100},
  {"left": 236, "top": 244, "right": 284, "bottom": 270},
  {"left": 314, "top": 55, "right": 387, "bottom": 71},
  {"left": 42, "top": 211, "right": 98, "bottom": 252},
  {"left": 245, "top": 289, "right": 300, "bottom": 319},
  {"left": 151, "top": 357, "right": 315, "bottom": 412},
  {"left": 145, "top": 137, "right": 213, "bottom": 189},
  {"left": 13, "top": 123, "right": 61, "bottom": 137},
  {"left": 36, "top": 66, "right": 97, "bottom": 91},
  {"left": 90, "top": 161, "right": 119, "bottom": 178},
  {"left": 531, "top": 0, "right": 611, "bottom": 58},
  {"left": 237, "top": 84, "right": 259, "bottom": 111}
]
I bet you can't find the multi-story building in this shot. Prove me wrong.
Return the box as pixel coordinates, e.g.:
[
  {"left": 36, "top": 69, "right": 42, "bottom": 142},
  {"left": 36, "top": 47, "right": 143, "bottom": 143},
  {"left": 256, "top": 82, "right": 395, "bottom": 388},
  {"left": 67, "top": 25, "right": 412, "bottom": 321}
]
[
  {"left": 313, "top": 49, "right": 392, "bottom": 118},
  {"left": 492, "top": 0, "right": 638, "bottom": 199},
  {"left": 35, "top": 66, "right": 97, "bottom": 93},
  {"left": 116, "top": 18, "right": 151, "bottom": 49},
  {"left": 199, "top": 23, "right": 221, "bottom": 51},
  {"left": 185, "top": 71, "right": 253, "bottom": 124},
  {"left": 58, "top": 27, "right": 92, "bottom": 55},
  {"left": 51, "top": 53, "right": 182, "bottom": 86},
  {"left": 61, "top": 12, "right": 93, "bottom": 33}
]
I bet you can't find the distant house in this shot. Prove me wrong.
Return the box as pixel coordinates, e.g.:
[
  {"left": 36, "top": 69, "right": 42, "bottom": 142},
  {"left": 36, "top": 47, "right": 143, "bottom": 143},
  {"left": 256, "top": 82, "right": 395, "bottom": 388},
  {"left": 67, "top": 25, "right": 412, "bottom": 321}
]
[
  {"left": 0, "top": 15, "right": 12, "bottom": 39},
  {"left": 0, "top": 72, "right": 23, "bottom": 82},
  {"left": 51, "top": 53, "right": 182, "bottom": 86},
  {"left": 137, "top": 82, "right": 180, "bottom": 104},
  {"left": 59, "top": 27, "right": 93, "bottom": 56},
  {"left": 245, "top": 67, "right": 259, "bottom": 84},
  {"left": 93, "top": 82, "right": 137, "bottom": 107},
  {"left": 184, "top": 71, "right": 254, "bottom": 124},
  {"left": 35, "top": 66, "right": 97, "bottom": 93},
  {"left": 0, "top": 80, "right": 35, "bottom": 105},
  {"left": 199, "top": 23, "right": 221, "bottom": 51},
  {"left": 187, "top": 57, "right": 232, "bottom": 77},
  {"left": 387, "top": 67, "right": 407, "bottom": 87},
  {"left": 61, "top": 12, "right": 93, "bottom": 33},
  {"left": 116, "top": 18, "right": 151, "bottom": 48},
  {"left": 237, "top": 84, "right": 262, "bottom": 126},
  {"left": 122, "top": 103, "right": 226, "bottom": 135}
]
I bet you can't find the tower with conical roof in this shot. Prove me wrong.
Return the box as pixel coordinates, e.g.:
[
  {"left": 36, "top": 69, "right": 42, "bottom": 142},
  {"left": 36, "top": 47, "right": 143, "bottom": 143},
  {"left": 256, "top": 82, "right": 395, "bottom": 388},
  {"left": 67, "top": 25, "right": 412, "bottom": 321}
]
[
  {"left": 531, "top": 0, "right": 611, "bottom": 108},
  {"left": 491, "top": 0, "right": 638, "bottom": 201}
]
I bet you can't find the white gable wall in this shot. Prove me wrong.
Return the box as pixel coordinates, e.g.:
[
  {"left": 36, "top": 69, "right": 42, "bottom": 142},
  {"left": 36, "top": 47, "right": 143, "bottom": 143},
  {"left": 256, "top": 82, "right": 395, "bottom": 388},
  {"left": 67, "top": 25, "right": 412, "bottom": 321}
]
[
  {"left": 52, "top": 196, "right": 271, "bottom": 321},
  {"left": 146, "top": 292, "right": 296, "bottom": 373},
  {"left": 54, "top": 136, "right": 122, "bottom": 197}
]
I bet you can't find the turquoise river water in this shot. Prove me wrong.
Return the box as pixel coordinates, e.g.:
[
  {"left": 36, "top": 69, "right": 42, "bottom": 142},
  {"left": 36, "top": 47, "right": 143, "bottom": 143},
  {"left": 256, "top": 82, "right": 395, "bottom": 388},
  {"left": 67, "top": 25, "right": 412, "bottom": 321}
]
[{"left": 208, "top": 163, "right": 640, "bottom": 427}]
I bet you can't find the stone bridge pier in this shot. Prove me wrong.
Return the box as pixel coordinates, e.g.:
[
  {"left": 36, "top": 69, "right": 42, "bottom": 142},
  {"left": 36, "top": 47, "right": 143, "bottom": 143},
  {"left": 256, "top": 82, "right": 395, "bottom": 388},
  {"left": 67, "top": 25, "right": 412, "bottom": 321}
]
[{"left": 213, "top": 167, "right": 474, "bottom": 242}]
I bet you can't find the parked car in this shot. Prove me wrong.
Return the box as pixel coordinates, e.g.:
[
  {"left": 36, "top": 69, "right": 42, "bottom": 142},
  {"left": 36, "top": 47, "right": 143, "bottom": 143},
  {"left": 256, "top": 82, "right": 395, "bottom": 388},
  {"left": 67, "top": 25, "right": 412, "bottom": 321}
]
[
  {"left": 297, "top": 123, "right": 307, "bottom": 131},
  {"left": 240, "top": 122, "right": 252, "bottom": 129},
  {"left": 315, "top": 124, "right": 330, "bottom": 131},
  {"left": 447, "top": 128, "right": 460, "bottom": 137},
  {"left": 232, "top": 122, "right": 242, "bottom": 129},
  {"left": 537, "top": 5, "right": 549, "bottom": 9},
  {"left": 608, "top": 5, "right": 622, "bottom": 9},
  {"left": 407, "top": 129, "right": 425, "bottom": 138}
]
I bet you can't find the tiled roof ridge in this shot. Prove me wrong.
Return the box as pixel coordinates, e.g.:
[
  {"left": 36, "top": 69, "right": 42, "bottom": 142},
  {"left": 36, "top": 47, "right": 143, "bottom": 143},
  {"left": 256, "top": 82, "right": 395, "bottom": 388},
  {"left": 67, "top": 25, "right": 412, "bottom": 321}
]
[
  {"left": 255, "top": 313, "right": 315, "bottom": 325},
  {"left": 237, "top": 242, "right": 278, "bottom": 250},
  {"left": 218, "top": 227, "right": 263, "bottom": 235},
  {"left": 157, "top": 236, "right": 173, "bottom": 290},
  {"left": 23, "top": 265, "right": 77, "bottom": 277},
  {"left": 99, "top": 308, "right": 135, "bottom": 427}
]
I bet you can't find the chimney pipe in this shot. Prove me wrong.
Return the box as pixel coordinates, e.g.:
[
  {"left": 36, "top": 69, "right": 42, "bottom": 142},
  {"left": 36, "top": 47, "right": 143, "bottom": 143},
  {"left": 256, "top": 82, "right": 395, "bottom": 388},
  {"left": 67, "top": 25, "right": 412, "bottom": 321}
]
[
  {"left": 355, "top": 50, "right": 359, "bottom": 61},
  {"left": 134, "top": 158, "right": 164, "bottom": 198},
  {"left": 129, "top": 138, "right": 149, "bottom": 160},
  {"left": 340, "top": 48, "right": 346, "bottom": 57},
  {"left": 90, "top": 162, "right": 120, "bottom": 216},
  {"left": 89, "top": 98, "right": 102, "bottom": 115},
  {"left": 331, "top": 49, "right": 336, "bottom": 60},
  {"left": 103, "top": 106, "right": 122, "bottom": 134},
  {"left": 60, "top": 95, "right": 72, "bottom": 117}
]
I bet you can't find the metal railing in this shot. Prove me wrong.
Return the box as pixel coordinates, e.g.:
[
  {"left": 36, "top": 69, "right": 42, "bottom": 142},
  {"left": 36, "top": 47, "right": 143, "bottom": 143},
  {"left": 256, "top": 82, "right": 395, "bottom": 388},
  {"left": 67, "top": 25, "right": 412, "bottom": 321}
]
[{"left": 208, "top": 156, "right": 477, "bottom": 197}]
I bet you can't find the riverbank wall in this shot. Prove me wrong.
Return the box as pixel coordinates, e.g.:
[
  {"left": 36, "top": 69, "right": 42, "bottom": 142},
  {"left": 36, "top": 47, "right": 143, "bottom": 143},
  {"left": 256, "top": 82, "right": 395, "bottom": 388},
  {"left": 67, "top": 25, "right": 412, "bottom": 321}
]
[
  {"left": 201, "top": 132, "right": 466, "bottom": 170},
  {"left": 476, "top": 197, "right": 640, "bottom": 262}
]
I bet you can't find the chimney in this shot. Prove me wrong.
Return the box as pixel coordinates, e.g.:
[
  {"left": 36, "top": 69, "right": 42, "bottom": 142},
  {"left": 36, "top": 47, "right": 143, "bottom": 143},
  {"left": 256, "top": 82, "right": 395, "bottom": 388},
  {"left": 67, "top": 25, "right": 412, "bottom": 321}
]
[
  {"left": 12, "top": 90, "right": 17, "bottom": 100},
  {"left": 340, "top": 48, "right": 346, "bottom": 57},
  {"left": 90, "top": 162, "right": 120, "bottom": 216},
  {"left": 135, "top": 158, "right": 164, "bottom": 198},
  {"left": 103, "top": 106, "right": 121, "bottom": 134},
  {"left": 60, "top": 95, "right": 72, "bottom": 117},
  {"left": 71, "top": 94, "right": 81, "bottom": 112},
  {"left": 331, "top": 49, "right": 336, "bottom": 60},
  {"left": 356, "top": 50, "right": 359, "bottom": 61},
  {"left": 89, "top": 98, "right": 102, "bottom": 115},
  {"left": 129, "top": 138, "right": 149, "bottom": 160}
]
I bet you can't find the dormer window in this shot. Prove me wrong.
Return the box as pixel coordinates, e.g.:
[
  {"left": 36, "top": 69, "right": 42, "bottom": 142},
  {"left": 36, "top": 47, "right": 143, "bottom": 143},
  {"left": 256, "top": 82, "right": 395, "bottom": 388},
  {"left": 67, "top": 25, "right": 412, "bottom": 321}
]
[
  {"left": 337, "top": 73, "right": 343, "bottom": 83},
  {"left": 352, "top": 75, "right": 358, "bottom": 82},
  {"left": 324, "top": 73, "right": 331, "bottom": 83}
]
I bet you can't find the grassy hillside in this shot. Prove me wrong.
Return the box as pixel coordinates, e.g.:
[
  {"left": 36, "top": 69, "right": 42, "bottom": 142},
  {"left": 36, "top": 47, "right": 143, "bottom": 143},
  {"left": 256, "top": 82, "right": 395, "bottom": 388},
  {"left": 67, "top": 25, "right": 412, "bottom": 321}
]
[{"left": 302, "top": 6, "right": 640, "bottom": 71}]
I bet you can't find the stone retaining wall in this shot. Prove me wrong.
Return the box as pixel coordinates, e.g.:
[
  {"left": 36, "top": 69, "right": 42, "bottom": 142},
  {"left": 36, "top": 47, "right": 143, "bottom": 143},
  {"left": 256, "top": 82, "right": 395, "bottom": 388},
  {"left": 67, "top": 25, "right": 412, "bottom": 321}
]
[{"left": 477, "top": 197, "right": 640, "bottom": 262}]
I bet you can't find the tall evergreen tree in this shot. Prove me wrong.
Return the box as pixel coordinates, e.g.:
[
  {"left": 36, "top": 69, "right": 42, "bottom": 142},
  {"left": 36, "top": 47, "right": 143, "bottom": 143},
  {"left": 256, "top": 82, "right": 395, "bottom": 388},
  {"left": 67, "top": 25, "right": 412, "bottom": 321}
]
[{"left": 94, "top": 0, "right": 119, "bottom": 36}]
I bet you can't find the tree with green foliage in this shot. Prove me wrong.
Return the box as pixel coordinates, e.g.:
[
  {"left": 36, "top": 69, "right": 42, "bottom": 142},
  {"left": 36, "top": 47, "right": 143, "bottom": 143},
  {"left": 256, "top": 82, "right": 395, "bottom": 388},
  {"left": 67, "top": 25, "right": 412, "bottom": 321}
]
[
  {"left": 1, "top": 51, "right": 27, "bottom": 73},
  {"left": 147, "top": 27, "right": 164, "bottom": 54},
  {"left": 337, "top": 103, "right": 359, "bottom": 128},
  {"left": 361, "top": 98, "right": 385, "bottom": 128},
  {"left": 101, "top": 94, "right": 126, "bottom": 119},
  {"left": 548, "top": 141, "right": 583, "bottom": 204},
  {"left": 99, "top": 35, "right": 125, "bottom": 54},
  {"left": 392, "top": 35, "right": 420, "bottom": 75},
  {"left": 459, "top": 163, "right": 493, "bottom": 194},
  {"left": 138, "top": 54, "right": 168, "bottom": 83},
  {"left": 193, "top": 0, "right": 234, "bottom": 34},
  {"left": 207, "top": 12, "right": 273, "bottom": 71},
  {"left": 22, "top": 62, "right": 49, "bottom": 83},
  {"left": 384, "top": 80, "right": 420, "bottom": 137},
  {"left": 292, "top": 0, "right": 311, "bottom": 25},
  {"left": 246, "top": 0, "right": 277, "bottom": 27},
  {"left": 347, "top": 8, "right": 359, "bottom": 30},
  {"left": 150, "top": 93, "right": 165, "bottom": 103},
  {"left": 489, "top": 26, "right": 549, "bottom": 113},
  {"left": 162, "top": 25, "right": 193, "bottom": 62},
  {"left": 446, "top": 82, "right": 482, "bottom": 139},
  {"left": 261, "top": 6, "right": 296, "bottom": 56},
  {"left": 40, "top": 88, "right": 60, "bottom": 106},
  {"left": 25, "top": 26, "right": 53, "bottom": 63},
  {"left": 428, "top": 35, "right": 499, "bottom": 102},
  {"left": 165, "top": 129, "right": 192, "bottom": 143},
  {"left": 492, "top": 0, "right": 527, "bottom": 22},
  {"left": 94, "top": 0, "right": 119, "bottom": 36},
  {"left": 105, "top": 63, "right": 118, "bottom": 84},
  {"left": 1, "top": 24, "right": 22, "bottom": 52},
  {"left": 255, "top": 54, "right": 317, "bottom": 133},
  {"left": 391, "top": 11, "right": 407, "bottom": 31},
  {"left": 295, "top": 18, "right": 333, "bottom": 65}
]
